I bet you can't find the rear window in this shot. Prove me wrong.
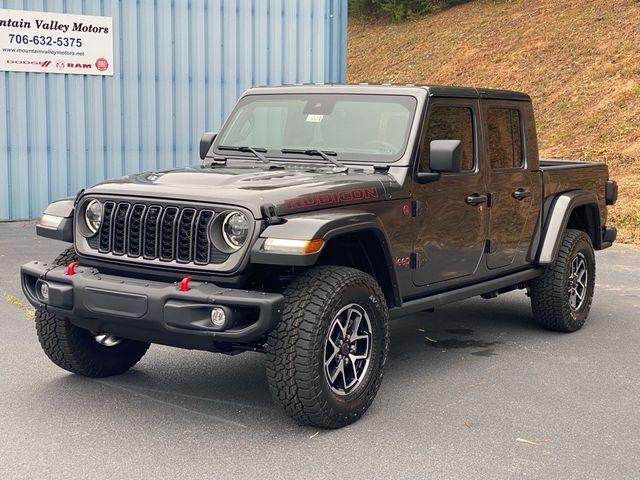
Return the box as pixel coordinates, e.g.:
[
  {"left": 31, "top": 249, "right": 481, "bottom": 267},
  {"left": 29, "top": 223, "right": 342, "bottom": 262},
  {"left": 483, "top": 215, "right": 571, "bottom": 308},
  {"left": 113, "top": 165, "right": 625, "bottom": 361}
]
[{"left": 487, "top": 108, "right": 523, "bottom": 169}]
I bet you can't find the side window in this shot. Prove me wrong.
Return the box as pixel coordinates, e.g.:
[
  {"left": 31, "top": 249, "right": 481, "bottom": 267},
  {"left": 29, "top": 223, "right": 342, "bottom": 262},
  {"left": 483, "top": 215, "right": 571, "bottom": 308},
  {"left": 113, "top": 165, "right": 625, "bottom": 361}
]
[
  {"left": 420, "top": 106, "right": 474, "bottom": 172},
  {"left": 487, "top": 108, "right": 523, "bottom": 169}
]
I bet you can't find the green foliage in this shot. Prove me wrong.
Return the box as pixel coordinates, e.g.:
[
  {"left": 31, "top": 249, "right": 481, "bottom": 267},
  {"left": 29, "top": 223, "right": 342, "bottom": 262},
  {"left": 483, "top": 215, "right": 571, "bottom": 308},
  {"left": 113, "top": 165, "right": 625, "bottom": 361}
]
[{"left": 349, "top": 0, "right": 473, "bottom": 21}]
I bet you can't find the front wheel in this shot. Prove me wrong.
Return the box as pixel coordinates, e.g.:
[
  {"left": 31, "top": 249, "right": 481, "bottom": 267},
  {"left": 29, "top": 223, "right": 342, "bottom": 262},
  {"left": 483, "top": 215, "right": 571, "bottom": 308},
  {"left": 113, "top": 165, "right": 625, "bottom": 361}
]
[
  {"left": 35, "top": 247, "right": 150, "bottom": 377},
  {"left": 530, "top": 229, "right": 596, "bottom": 332},
  {"left": 265, "top": 266, "right": 389, "bottom": 428},
  {"left": 36, "top": 308, "right": 150, "bottom": 377}
]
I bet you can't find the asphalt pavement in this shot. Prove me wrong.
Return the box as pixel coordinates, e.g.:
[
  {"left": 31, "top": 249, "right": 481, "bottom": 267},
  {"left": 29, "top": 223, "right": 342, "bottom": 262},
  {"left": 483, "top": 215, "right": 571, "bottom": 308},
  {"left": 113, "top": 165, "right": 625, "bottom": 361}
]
[{"left": 1, "top": 221, "right": 639, "bottom": 480}]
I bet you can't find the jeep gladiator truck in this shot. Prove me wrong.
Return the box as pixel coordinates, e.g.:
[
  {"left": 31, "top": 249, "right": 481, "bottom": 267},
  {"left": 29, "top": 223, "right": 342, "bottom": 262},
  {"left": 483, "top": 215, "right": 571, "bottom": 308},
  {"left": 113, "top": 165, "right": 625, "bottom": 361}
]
[{"left": 21, "top": 85, "right": 618, "bottom": 428}]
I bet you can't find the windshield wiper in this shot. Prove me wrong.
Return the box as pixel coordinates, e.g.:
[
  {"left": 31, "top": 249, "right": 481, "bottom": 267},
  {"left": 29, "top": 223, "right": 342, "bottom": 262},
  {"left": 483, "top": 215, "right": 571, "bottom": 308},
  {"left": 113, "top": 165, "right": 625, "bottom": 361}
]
[
  {"left": 218, "top": 145, "right": 271, "bottom": 164},
  {"left": 281, "top": 148, "right": 347, "bottom": 171}
]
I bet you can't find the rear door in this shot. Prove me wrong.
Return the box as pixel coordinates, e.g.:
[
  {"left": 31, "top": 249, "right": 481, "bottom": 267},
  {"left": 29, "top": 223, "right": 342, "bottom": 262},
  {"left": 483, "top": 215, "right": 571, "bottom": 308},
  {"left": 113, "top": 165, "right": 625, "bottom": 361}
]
[
  {"left": 483, "top": 102, "right": 539, "bottom": 269},
  {"left": 412, "top": 99, "right": 489, "bottom": 286}
]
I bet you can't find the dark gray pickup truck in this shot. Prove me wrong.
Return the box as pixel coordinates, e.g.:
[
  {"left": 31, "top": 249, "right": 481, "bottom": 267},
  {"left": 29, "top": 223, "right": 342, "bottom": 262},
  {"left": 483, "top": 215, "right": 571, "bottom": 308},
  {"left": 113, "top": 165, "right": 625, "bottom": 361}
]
[{"left": 21, "top": 84, "right": 618, "bottom": 428}]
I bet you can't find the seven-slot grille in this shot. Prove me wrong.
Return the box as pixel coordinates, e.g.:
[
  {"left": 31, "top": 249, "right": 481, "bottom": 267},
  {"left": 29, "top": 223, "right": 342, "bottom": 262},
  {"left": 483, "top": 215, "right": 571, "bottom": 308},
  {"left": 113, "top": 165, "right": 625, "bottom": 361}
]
[{"left": 91, "top": 201, "right": 227, "bottom": 265}]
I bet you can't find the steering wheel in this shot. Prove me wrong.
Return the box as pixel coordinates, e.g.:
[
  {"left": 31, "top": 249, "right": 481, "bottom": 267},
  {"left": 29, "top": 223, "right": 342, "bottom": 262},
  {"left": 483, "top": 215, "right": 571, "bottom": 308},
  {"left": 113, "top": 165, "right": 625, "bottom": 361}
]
[{"left": 361, "top": 140, "right": 396, "bottom": 152}]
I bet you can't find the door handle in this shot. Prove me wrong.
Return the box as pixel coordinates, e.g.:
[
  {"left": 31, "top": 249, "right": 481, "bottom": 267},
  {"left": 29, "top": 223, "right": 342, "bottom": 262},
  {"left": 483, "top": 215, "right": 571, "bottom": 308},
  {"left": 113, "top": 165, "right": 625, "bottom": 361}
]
[
  {"left": 465, "top": 193, "right": 488, "bottom": 206},
  {"left": 512, "top": 188, "right": 531, "bottom": 201}
]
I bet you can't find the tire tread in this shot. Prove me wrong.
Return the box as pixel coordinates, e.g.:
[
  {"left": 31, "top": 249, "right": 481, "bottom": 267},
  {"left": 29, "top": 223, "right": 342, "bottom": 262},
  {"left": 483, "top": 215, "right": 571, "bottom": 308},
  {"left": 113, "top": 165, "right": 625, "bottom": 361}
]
[
  {"left": 35, "top": 247, "right": 149, "bottom": 377},
  {"left": 530, "top": 229, "right": 595, "bottom": 332},
  {"left": 265, "top": 266, "right": 389, "bottom": 428}
]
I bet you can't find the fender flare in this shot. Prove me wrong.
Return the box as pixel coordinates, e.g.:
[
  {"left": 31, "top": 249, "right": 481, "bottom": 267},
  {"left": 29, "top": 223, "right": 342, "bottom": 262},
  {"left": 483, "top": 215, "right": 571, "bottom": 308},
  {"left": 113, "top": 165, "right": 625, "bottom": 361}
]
[
  {"left": 36, "top": 198, "right": 75, "bottom": 243},
  {"left": 250, "top": 210, "right": 401, "bottom": 306},
  {"left": 535, "top": 190, "right": 601, "bottom": 265}
]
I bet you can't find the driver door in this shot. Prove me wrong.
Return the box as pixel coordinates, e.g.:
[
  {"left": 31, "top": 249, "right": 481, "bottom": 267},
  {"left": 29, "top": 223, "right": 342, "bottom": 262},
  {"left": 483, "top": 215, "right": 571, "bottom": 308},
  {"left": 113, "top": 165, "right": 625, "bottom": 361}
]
[{"left": 412, "top": 100, "right": 489, "bottom": 287}]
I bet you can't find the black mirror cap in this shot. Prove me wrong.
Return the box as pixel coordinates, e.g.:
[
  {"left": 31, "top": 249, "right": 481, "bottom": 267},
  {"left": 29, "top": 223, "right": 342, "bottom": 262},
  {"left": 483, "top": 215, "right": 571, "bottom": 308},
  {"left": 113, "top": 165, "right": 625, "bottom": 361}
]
[
  {"left": 430, "top": 139, "right": 462, "bottom": 173},
  {"left": 200, "top": 132, "right": 218, "bottom": 160}
]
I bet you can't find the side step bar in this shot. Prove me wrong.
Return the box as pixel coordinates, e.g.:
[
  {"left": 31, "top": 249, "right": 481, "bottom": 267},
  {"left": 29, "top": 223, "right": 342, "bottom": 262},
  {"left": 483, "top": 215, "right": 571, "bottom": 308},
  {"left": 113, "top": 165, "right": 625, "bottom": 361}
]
[{"left": 390, "top": 269, "right": 541, "bottom": 320}]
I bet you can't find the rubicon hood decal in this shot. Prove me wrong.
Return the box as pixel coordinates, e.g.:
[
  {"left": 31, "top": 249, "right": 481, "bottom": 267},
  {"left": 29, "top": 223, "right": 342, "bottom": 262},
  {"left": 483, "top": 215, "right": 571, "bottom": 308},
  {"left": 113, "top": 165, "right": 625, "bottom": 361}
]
[{"left": 285, "top": 187, "right": 380, "bottom": 210}]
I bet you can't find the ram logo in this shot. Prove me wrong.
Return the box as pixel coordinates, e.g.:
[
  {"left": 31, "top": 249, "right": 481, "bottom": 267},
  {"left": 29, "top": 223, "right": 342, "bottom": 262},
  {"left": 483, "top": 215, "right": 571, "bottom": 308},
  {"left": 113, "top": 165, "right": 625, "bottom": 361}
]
[{"left": 67, "top": 63, "right": 92, "bottom": 69}]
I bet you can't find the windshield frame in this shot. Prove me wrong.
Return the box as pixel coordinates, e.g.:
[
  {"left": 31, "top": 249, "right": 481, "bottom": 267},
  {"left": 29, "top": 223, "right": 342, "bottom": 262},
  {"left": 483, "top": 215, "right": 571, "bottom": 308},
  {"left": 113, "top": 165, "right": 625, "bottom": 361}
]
[{"left": 213, "top": 93, "right": 420, "bottom": 164}]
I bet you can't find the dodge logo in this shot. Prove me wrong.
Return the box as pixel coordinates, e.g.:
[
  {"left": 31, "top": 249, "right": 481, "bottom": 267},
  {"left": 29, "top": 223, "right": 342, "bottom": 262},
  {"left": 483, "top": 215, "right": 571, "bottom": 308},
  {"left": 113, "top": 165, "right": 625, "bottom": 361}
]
[{"left": 7, "top": 59, "right": 51, "bottom": 67}]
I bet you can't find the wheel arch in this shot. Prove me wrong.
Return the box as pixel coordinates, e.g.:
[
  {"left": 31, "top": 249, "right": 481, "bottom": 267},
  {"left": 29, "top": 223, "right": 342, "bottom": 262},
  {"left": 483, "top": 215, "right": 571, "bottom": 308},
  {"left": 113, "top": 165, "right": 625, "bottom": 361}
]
[
  {"left": 250, "top": 211, "right": 401, "bottom": 308},
  {"left": 315, "top": 228, "right": 400, "bottom": 308},
  {"left": 535, "top": 190, "right": 601, "bottom": 265}
]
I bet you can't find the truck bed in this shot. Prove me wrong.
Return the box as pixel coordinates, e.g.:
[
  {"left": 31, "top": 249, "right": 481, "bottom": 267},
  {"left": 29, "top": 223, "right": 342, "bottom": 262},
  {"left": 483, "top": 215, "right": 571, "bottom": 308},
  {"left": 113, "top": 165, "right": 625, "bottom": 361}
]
[
  {"left": 539, "top": 159, "right": 607, "bottom": 170},
  {"left": 539, "top": 159, "right": 609, "bottom": 229}
]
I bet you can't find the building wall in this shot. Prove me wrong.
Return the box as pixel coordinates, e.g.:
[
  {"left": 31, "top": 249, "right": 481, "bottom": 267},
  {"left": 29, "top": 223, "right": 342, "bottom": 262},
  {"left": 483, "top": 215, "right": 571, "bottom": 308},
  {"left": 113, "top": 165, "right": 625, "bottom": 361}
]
[{"left": 0, "top": 0, "right": 347, "bottom": 220}]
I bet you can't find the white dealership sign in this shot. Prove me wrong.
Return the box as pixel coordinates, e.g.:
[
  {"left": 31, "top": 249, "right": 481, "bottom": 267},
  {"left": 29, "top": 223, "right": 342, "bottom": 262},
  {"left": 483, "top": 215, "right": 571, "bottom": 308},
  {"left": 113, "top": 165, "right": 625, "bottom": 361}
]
[{"left": 0, "top": 8, "right": 113, "bottom": 76}]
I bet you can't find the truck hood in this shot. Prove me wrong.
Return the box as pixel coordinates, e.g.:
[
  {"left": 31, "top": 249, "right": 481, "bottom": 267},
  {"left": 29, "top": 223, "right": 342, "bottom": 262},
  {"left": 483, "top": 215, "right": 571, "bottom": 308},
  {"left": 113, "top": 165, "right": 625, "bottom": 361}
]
[{"left": 85, "top": 164, "right": 403, "bottom": 218}]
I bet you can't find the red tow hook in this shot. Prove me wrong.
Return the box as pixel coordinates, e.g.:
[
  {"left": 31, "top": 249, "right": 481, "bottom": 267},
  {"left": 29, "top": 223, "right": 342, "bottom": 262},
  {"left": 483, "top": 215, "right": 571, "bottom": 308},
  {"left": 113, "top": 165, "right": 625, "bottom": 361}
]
[
  {"left": 66, "top": 261, "right": 80, "bottom": 276},
  {"left": 179, "top": 275, "right": 193, "bottom": 292}
]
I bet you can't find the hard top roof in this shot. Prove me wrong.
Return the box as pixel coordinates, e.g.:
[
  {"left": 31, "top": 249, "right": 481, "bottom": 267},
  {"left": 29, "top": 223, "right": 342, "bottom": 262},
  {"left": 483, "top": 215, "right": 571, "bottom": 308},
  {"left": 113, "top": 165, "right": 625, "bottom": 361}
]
[{"left": 246, "top": 83, "right": 531, "bottom": 102}]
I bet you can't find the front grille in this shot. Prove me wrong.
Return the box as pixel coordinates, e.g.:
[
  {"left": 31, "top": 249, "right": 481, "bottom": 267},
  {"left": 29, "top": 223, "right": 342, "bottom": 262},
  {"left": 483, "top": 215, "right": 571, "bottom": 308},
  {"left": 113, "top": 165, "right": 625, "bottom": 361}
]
[{"left": 94, "top": 201, "right": 228, "bottom": 265}]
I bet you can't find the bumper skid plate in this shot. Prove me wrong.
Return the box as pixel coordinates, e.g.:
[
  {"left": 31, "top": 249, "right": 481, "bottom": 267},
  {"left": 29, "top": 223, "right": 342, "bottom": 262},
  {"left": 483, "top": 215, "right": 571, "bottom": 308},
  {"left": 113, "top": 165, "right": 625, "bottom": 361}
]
[{"left": 20, "top": 261, "right": 284, "bottom": 351}]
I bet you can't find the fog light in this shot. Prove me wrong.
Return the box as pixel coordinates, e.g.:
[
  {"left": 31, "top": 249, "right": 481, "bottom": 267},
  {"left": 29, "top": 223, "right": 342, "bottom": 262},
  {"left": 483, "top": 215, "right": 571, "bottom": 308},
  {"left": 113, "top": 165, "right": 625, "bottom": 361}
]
[
  {"left": 39, "top": 282, "right": 50, "bottom": 302},
  {"left": 210, "top": 307, "right": 228, "bottom": 329}
]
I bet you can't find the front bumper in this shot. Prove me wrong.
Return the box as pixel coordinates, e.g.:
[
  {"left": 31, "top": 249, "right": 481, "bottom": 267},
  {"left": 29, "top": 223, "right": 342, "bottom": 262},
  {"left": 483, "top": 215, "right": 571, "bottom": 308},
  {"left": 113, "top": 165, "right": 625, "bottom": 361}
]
[{"left": 21, "top": 261, "right": 284, "bottom": 352}]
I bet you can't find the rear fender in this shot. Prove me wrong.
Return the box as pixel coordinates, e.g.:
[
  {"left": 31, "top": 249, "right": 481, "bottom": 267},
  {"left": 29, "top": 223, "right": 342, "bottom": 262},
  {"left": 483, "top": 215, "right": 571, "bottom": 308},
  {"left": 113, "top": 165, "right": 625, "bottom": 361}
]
[{"left": 535, "top": 190, "right": 601, "bottom": 264}]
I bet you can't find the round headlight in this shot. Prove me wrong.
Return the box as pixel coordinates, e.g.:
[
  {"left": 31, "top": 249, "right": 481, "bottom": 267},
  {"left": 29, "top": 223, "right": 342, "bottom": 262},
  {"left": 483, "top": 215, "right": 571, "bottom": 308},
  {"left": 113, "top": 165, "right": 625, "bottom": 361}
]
[
  {"left": 221, "top": 211, "right": 249, "bottom": 250},
  {"left": 84, "top": 200, "right": 103, "bottom": 235}
]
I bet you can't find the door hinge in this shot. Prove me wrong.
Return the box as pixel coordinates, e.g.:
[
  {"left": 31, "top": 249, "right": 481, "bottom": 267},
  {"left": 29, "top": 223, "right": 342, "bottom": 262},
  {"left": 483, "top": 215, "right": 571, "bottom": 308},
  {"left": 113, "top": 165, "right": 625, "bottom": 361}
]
[
  {"left": 487, "top": 192, "right": 494, "bottom": 208},
  {"left": 410, "top": 252, "right": 418, "bottom": 269},
  {"left": 484, "top": 239, "right": 492, "bottom": 253},
  {"left": 411, "top": 200, "right": 420, "bottom": 217}
]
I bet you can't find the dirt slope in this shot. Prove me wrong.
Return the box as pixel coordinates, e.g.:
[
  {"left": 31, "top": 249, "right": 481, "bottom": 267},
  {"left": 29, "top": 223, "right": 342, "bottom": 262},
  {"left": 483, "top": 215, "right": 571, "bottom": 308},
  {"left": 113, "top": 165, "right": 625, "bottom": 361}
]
[{"left": 348, "top": 0, "right": 640, "bottom": 243}]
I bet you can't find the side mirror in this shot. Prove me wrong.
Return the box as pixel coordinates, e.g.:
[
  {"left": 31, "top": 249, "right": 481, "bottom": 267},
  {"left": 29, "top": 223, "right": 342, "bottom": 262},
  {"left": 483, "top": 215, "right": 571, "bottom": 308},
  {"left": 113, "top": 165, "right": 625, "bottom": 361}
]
[
  {"left": 430, "top": 139, "right": 462, "bottom": 173},
  {"left": 199, "top": 132, "right": 218, "bottom": 160}
]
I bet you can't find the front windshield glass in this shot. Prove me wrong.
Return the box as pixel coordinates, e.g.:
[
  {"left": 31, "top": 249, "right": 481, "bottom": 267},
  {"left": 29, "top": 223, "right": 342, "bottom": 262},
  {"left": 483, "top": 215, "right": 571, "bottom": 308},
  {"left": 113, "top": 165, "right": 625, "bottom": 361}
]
[{"left": 216, "top": 93, "right": 418, "bottom": 162}]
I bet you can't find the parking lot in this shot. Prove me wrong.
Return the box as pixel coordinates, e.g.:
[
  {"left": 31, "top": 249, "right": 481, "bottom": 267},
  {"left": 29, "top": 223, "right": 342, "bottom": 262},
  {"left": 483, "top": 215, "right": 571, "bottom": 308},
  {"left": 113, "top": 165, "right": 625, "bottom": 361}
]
[{"left": 1, "top": 221, "right": 639, "bottom": 479}]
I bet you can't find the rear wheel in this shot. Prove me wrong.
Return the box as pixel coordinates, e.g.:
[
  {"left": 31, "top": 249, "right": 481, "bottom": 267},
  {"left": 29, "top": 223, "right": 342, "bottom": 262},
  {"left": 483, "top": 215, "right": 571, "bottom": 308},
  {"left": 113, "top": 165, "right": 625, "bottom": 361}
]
[
  {"left": 530, "top": 229, "right": 596, "bottom": 332},
  {"left": 35, "top": 247, "right": 150, "bottom": 377},
  {"left": 266, "top": 266, "right": 389, "bottom": 428}
]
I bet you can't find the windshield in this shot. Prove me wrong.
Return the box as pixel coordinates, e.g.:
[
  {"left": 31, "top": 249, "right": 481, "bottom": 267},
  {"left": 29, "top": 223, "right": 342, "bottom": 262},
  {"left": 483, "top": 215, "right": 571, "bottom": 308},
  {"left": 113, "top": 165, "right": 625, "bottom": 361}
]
[{"left": 215, "top": 93, "right": 418, "bottom": 162}]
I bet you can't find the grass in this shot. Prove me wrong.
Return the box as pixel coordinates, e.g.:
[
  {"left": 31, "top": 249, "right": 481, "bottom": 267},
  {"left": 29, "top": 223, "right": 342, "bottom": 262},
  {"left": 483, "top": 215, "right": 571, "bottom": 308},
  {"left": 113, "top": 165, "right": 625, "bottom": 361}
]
[
  {"left": 348, "top": 0, "right": 640, "bottom": 243},
  {"left": 4, "top": 294, "right": 35, "bottom": 320}
]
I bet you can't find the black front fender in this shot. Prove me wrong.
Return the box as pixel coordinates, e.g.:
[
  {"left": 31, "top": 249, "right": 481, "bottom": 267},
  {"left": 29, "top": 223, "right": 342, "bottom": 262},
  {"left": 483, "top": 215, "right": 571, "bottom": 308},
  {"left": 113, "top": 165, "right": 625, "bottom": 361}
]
[
  {"left": 251, "top": 210, "right": 388, "bottom": 265},
  {"left": 36, "top": 198, "right": 75, "bottom": 243},
  {"left": 250, "top": 209, "right": 400, "bottom": 305}
]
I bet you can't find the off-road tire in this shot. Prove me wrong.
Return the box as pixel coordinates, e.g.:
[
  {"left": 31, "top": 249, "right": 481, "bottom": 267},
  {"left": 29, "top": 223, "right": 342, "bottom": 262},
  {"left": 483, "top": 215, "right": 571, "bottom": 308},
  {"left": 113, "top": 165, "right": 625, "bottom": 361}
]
[
  {"left": 266, "top": 266, "right": 389, "bottom": 429},
  {"left": 530, "top": 229, "right": 596, "bottom": 332},
  {"left": 35, "top": 247, "right": 150, "bottom": 377}
]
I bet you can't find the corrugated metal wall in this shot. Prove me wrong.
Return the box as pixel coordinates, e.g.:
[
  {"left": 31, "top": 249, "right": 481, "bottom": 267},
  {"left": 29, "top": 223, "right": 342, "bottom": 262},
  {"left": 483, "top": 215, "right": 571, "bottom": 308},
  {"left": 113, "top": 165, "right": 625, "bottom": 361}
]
[{"left": 0, "top": 0, "right": 347, "bottom": 220}]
